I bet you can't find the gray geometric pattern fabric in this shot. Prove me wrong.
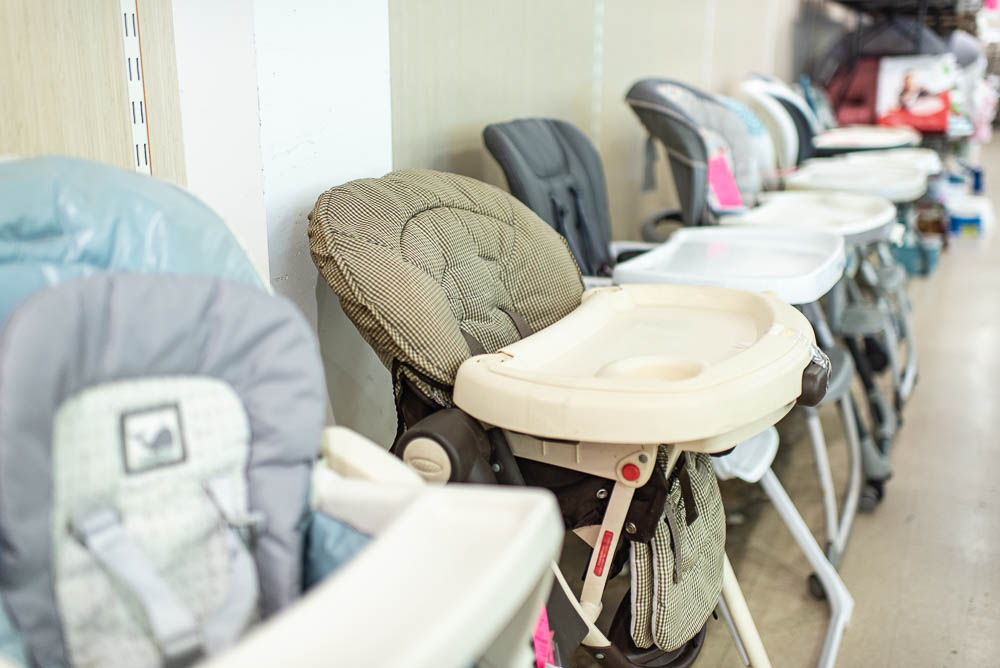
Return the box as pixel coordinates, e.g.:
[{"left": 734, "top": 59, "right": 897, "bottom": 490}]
[
  {"left": 631, "top": 451, "right": 726, "bottom": 651},
  {"left": 309, "top": 169, "right": 584, "bottom": 403}
]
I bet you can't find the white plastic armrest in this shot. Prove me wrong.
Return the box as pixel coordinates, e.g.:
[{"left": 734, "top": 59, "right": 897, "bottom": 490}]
[
  {"left": 202, "top": 485, "right": 563, "bottom": 668},
  {"left": 322, "top": 425, "right": 423, "bottom": 485},
  {"left": 608, "top": 240, "right": 659, "bottom": 258},
  {"left": 583, "top": 275, "right": 614, "bottom": 290}
]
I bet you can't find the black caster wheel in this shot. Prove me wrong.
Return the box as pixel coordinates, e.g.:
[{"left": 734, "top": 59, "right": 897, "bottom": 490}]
[
  {"left": 864, "top": 336, "right": 889, "bottom": 372},
  {"left": 808, "top": 573, "right": 827, "bottom": 600},
  {"left": 859, "top": 481, "right": 884, "bottom": 512}
]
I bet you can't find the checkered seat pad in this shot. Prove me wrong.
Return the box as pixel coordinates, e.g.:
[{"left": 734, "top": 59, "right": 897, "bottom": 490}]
[
  {"left": 308, "top": 169, "right": 584, "bottom": 419},
  {"left": 0, "top": 275, "right": 325, "bottom": 668}
]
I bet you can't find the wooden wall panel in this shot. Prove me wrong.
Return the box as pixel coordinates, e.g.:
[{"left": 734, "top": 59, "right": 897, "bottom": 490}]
[
  {"left": 0, "top": 0, "right": 185, "bottom": 183},
  {"left": 137, "top": 0, "right": 186, "bottom": 184},
  {"left": 0, "top": 0, "right": 133, "bottom": 169}
]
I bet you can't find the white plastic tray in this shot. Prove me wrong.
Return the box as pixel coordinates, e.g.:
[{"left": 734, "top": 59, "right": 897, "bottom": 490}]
[
  {"left": 612, "top": 226, "right": 845, "bottom": 305},
  {"left": 724, "top": 191, "right": 896, "bottom": 246},
  {"left": 787, "top": 159, "right": 927, "bottom": 203},
  {"left": 837, "top": 147, "right": 942, "bottom": 175},
  {"left": 454, "top": 284, "right": 817, "bottom": 450},
  {"left": 813, "top": 125, "right": 921, "bottom": 151}
]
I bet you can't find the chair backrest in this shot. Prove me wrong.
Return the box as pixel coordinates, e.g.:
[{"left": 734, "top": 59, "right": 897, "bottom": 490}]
[
  {"left": 625, "top": 78, "right": 762, "bottom": 225},
  {"left": 308, "top": 169, "right": 583, "bottom": 432},
  {"left": 749, "top": 78, "right": 821, "bottom": 164},
  {"left": 718, "top": 96, "right": 777, "bottom": 182},
  {"left": 0, "top": 274, "right": 325, "bottom": 668},
  {"left": 737, "top": 80, "right": 801, "bottom": 171},
  {"left": 483, "top": 118, "right": 613, "bottom": 276},
  {"left": 0, "top": 156, "right": 263, "bottom": 325}
]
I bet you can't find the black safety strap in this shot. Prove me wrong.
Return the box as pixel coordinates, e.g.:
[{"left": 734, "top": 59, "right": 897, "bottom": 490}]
[
  {"left": 677, "top": 454, "right": 700, "bottom": 527},
  {"left": 549, "top": 192, "right": 590, "bottom": 274},
  {"left": 568, "top": 185, "right": 612, "bottom": 277},
  {"left": 499, "top": 307, "right": 533, "bottom": 340},
  {"left": 643, "top": 134, "right": 659, "bottom": 191}
]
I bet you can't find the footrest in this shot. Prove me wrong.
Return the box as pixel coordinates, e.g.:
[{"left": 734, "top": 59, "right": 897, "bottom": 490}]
[
  {"left": 874, "top": 264, "right": 907, "bottom": 293},
  {"left": 835, "top": 305, "right": 889, "bottom": 338}
]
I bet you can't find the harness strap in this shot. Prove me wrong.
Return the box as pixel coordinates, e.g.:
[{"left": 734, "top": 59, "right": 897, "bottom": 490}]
[{"left": 71, "top": 509, "right": 204, "bottom": 667}]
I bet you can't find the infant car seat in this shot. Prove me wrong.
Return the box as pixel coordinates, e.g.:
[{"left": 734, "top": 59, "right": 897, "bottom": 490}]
[
  {"left": 0, "top": 274, "right": 326, "bottom": 667},
  {"left": 309, "top": 169, "right": 728, "bottom": 666},
  {"left": 0, "top": 155, "right": 263, "bottom": 324}
]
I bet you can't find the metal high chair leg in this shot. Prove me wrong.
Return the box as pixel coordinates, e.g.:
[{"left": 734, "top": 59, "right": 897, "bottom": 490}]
[
  {"left": 758, "top": 470, "right": 853, "bottom": 668},
  {"left": 801, "top": 302, "right": 864, "bottom": 559}
]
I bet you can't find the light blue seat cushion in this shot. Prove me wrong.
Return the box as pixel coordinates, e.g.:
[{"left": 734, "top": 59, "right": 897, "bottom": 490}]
[
  {"left": 0, "top": 155, "right": 262, "bottom": 325},
  {"left": 0, "top": 599, "right": 26, "bottom": 667},
  {"left": 303, "top": 511, "right": 371, "bottom": 590}
]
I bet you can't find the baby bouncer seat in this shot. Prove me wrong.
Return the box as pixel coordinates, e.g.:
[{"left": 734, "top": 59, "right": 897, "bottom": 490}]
[
  {"left": 0, "top": 273, "right": 563, "bottom": 668},
  {"left": 309, "top": 169, "right": 829, "bottom": 666}
]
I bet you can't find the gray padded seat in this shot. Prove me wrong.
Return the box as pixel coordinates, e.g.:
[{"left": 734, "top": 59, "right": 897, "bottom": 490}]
[
  {"left": 0, "top": 274, "right": 325, "bottom": 667},
  {"left": 483, "top": 119, "right": 614, "bottom": 276},
  {"left": 625, "top": 79, "right": 763, "bottom": 226}
]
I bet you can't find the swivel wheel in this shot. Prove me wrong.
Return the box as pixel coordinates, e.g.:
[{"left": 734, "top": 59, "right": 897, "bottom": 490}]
[{"left": 859, "top": 479, "right": 884, "bottom": 513}]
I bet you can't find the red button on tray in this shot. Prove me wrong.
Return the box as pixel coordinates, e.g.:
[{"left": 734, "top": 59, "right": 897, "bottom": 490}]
[{"left": 622, "top": 463, "right": 640, "bottom": 481}]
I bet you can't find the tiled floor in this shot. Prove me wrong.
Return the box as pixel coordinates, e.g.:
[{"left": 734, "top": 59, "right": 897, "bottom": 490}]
[
  {"left": 703, "top": 143, "right": 1000, "bottom": 667},
  {"left": 574, "top": 141, "right": 1000, "bottom": 667}
]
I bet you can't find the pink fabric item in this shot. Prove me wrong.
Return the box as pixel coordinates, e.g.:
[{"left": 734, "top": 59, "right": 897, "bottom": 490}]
[
  {"left": 707, "top": 152, "right": 744, "bottom": 210},
  {"left": 533, "top": 606, "right": 556, "bottom": 668}
]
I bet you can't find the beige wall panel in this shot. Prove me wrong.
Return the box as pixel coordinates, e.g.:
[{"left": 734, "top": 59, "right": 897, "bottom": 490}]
[
  {"left": 389, "top": 0, "right": 810, "bottom": 242},
  {"left": 389, "top": 0, "right": 595, "bottom": 189},
  {"left": 599, "top": 0, "right": 711, "bottom": 240},
  {"left": 0, "top": 0, "right": 133, "bottom": 169},
  {"left": 137, "top": 0, "right": 186, "bottom": 185}
]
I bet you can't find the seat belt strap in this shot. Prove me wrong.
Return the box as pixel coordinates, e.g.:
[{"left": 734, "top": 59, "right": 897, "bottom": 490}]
[{"left": 71, "top": 509, "right": 204, "bottom": 667}]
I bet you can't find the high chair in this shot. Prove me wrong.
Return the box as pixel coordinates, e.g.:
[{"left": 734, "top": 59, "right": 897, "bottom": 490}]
[
  {"left": 0, "top": 273, "right": 561, "bottom": 668},
  {"left": 309, "top": 168, "right": 830, "bottom": 666},
  {"left": 484, "top": 113, "right": 864, "bottom": 589},
  {"left": 740, "top": 79, "right": 923, "bottom": 413},
  {"left": 625, "top": 78, "right": 905, "bottom": 508}
]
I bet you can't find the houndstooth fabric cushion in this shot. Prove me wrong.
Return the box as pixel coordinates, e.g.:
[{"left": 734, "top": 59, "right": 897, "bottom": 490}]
[
  {"left": 630, "top": 450, "right": 726, "bottom": 652},
  {"left": 308, "top": 169, "right": 584, "bottom": 407}
]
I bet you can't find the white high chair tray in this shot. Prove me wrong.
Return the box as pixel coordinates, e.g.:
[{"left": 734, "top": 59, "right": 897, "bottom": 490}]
[
  {"left": 838, "top": 147, "right": 942, "bottom": 175},
  {"left": 612, "top": 226, "right": 845, "bottom": 305},
  {"left": 454, "top": 284, "right": 816, "bottom": 450},
  {"left": 724, "top": 191, "right": 896, "bottom": 246},
  {"left": 813, "top": 125, "right": 920, "bottom": 151},
  {"left": 787, "top": 160, "right": 927, "bottom": 203}
]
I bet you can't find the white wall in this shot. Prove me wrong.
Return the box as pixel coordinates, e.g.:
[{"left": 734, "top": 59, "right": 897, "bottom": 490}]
[
  {"left": 172, "top": 0, "right": 396, "bottom": 442},
  {"left": 171, "top": 0, "right": 269, "bottom": 279},
  {"left": 253, "top": 0, "right": 395, "bottom": 444}
]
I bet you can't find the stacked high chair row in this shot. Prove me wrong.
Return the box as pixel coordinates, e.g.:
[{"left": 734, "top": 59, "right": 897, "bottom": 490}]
[
  {"left": 476, "top": 74, "right": 935, "bottom": 666},
  {"left": 0, "top": 76, "right": 931, "bottom": 668}
]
